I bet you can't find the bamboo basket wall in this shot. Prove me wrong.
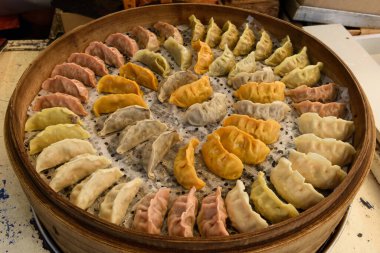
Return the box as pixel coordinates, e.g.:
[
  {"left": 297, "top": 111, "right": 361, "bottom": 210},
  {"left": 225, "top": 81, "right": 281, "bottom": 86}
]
[{"left": 4, "top": 4, "right": 375, "bottom": 253}]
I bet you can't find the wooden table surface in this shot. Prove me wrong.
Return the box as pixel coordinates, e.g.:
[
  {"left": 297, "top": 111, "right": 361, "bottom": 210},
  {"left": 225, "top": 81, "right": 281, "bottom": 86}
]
[{"left": 0, "top": 39, "right": 379, "bottom": 253}]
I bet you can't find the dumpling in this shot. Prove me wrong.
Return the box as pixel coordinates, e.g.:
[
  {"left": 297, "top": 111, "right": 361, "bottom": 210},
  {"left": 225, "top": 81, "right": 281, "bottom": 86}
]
[
  {"left": 84, "top": 41, "right": 125, "bottom": 68},
  {"left": 270, "top": 158, "right": 324, "bottom": 210},
  {"left": 229, "top": 67, "right": 275, "bottom": 90},
  {"left": 294, "top": 133, "right": 356, "bottom": 166},
  {"left": 297, "top": 112, "right": 355, "bottom": 140},
  {"left": 49, "top": 154, "right": 112, "bottom": 192},
  {"left": 119, "top": 62, "right": 158, "bottom": 91},
  {"left": 174, "top": 138, "right": 205, "bottom": 190},
  {"left": 99, "top": 105, "right": 150, "bottom": 136},
  {"left": 51, "top": 62, "right": 96, "bottom": 87},
  {"left": 274, "top": 47, "right": 309, "bottom": 76},
  {"left": 157, "top": 71, "right": 198, "bottom": 102},
  {"left": 105, "top": 32, "right": 139, "bottom": 57},
  {"left": 41, "top": 75, "right": 88, "bottom": 103},
  {"left": 132, "top": 49, "right": 171, "bottom": 77},
  {"left": 225, "top": 180, "right": 268, "bottom": 233},
  {"left": 288, "top": 149, "right": 347, "bottom": 190},
  {"left": 130, "top": 25, "right": 160, "bottom": 51},
  {"left": 219, "top": 21, "right": 239, "bottom": 50},
  {"left": 184, "top": 93, "right": 228, "bottom": 126},
  {"left": 234, "top": 81, "right": 286, "bottom": 103},
  {"left": 285, "top": 83, "right": 338, "bottom": 103},
  {"left": 97, "top": 75, "right": 143, "bottom": 95},
  {"left": 233, "top": 100, "right": 291, "bottom": 121},
  {"left": 29, "top": 124, "right": 90, "bottom": 155},
  {"left": 233, "top": 24, "right": 255, "bottom": 56},
  {"left": 222, "top": 114, "right": 281, "bottom": 144},
  {"left": 205, "top": 17, "right": 222, "bottom": 48},
  {"left": 255, "top": 30, "right": 273, "bottom": 61},
  {"left": 292, "top": 100, "right": 346, "bottom": 118},
  {"left": 132, "top": 187, "right": 171, "bottom": 234},
  {"left": 192, "top": 40, "right": 214, "bottom": 75},
  {"left": 282, "top": 62, "right": 324, "bottom": 88},
  {"left": 142, "top": 130, "right": 181, "bottom": 179},
  {"left": 116, "top": 119, "right": 168, "bottom": 154},
  {"left": 36, "top": 139, "right": 96, "bottom": 172},
  {"left": 270, "top": 157, "right": 324, "bottom": 210},
  {"left": 163, "top": 37, "right": 192, "bottom": 70},
  {"left": 208, "top": 46, "right": 236, "bottom": 77},
  {"left": 153, "top": 21, "right": 183, "bottom": 44},
  {"left": 250, "top": 171, "right": 299, "bottom": 223},
  {"left": 32, "top": 93, "right": 87, "bottom": 116},
  {"left": 214, "top": 126, "right": 270, "bottom": 165},
  {"left": 197, "top": 187, "right": 229, "bottom": 237},
  {"left": 227, "top": 51, "right": 256, "bottom": 82},
  {"left": 67, "top": 52, "right": 108, "bottom": 76},
  {"left": 167, "top": 187, "right": 198, "bottom": 237},
  {"left": 201, "top": 133, "right": 243, "bottom": 180},
  {"left": 70, "top": 167, "right": 123, "bottom": 210},
  {"left": 92, "top": 94, "right": 148, "bottom": 117},
  {"left": 168, "top": 76, "right": 213, "bottom": 108},
  {"left": 264, "top": 36, "right": 293, "bottom": 66},
  {"left": 99, "top": 178, "right": 143, "bottom": 225},
  {"left": 189, "top": 14, "right": 206, "bottom": 42},
  {"left": 25, "top": 107, "right": 82, "bottom": 132}
]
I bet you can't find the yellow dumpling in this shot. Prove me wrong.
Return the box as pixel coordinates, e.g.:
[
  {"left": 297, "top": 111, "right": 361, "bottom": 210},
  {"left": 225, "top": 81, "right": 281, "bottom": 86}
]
[
  {"left": 25, "top": 107, "right": 82, "bottom": 132},
  {"left": 29, "top": 124, "right": 90, "bottom": 155},
  {"left": 192, "top": 40, "right": 214, "bottom": 75},
  {"left": 93, "top": 94, "right": 148, "bottom": 117},
  {"left": 174, "top": 138, "right": 205, "bottom": 190},
  {"left": 234, "top": 81, "right": 285, "bottom": 103},
  {"left": 97, "top": 75, "right": 143, "bottom": 96},
  {"left": 222, "top": 114, "right": 281, "bottom": 144},
  {"left": 201, "top": 133, "right": 243, "bottom": 180},
  {"left": 119, "top": 62, "right": 158, "bottom": 91},
  {"left": 214, "top": 126, "right": 270, "bottom": 164},
  {"left": 169, "top": 76, "right": 213, "bottom": 108}
]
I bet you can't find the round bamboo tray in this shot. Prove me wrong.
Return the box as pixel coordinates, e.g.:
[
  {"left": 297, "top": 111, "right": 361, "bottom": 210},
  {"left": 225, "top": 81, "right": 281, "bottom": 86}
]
[{"left": 4, "top": 4, "right": 376, "bottom": 253}]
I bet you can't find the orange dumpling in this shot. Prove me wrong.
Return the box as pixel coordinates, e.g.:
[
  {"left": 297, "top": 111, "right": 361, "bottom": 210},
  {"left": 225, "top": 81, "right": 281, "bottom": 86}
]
[
  {"left": 97, "top": 74, "right": 143, "bottom": 95},
  {"left": 119, "top": 62, "right": 158, "bottom": 91},
  {"left": 192, "top": 40, "right": 214, "bottom": 75},
  {"left": 93, "top": 94, "right": 148, "bottom": 117}
]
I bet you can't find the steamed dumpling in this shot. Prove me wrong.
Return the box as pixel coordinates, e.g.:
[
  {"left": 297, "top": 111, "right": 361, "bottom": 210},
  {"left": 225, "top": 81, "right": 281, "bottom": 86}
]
[
  {"left": 274, "top": 47, "right": 309, "bottom": 76},
  {"left": 234, "top": 81, "right": 286, "bottom": 103},
  {"left": 264, "top": 36, "right": 293, "bottom": 66},
  {"left": 205, "top": 17, "right": 222, "bottom": 48},
  {"left": 233, "top": 100, "right": 291, "bottom": 121},
  {"left": 168, "top": 76, "right": 213, "bottom": 108},
  {"left": 219, "top": 21, "right": 239, "bottom": 50},
  {"left": 208, "top": 46, "right": 236, "bottom": 77},
  {"left": 233, "top": 24, "right": 255, "bottom": 56},
  {"left": 119, "top": 62, "right": 158, "bottom": 91},
  {"left": 189, "top": 14, "right": 206, "bottom": 42},
  {"left": 92, "top": 94, "right": 148, "bottom": 117},
  {"left": 227, "top": 51, "right": 256, "bottom": 82},
  {"left": 158, "top": 71, "right": 198, "bottom": 103},
  {"left": 229, "top": 67, "right": 275, "bottom": 89},
  {"left": 97, "top": 74, "right": 143, "bottom": 95},
  {"left": 132, "top": 49, "right": 171, "bottom": 77},
  {"left": 153, "top": 21, "right": 183, "bottom": 44},
  {"left": 192, "top": 40, "right": 214, "bottom": 75},
  {"left": 281, "top": 62, "right": 324, "bottom": 88},
  {"left": 255, "top": 30, "right": 273, "bottom": 61},
  {"left": 163, "top": 37, "right": 192, "bottom": 70},
  {"left": 285, "top": 83, "right": 338, "bottom": 103}
]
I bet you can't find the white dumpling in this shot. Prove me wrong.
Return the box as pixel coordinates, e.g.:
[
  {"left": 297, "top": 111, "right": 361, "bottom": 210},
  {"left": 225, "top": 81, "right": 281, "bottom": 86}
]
[
  {"left": 49, "top": 154, "right": 112, "bottom": 192},
  {"left": 288, "top": 150, "right": 347, "bottom": 190},
  {"left": 184, "top": 93, "right": 228, "bottom": 126},
  {"left": 70, "top": 167, "right": 123, "bottom": 210},
  {"left": 294, "top": 133, "right": 356, "bottom": 166},
  {"left": 297, "top": 112, "right": 355, "bottom": 141},
  {"left": 233, "top": 100, "right": 291, "bottom": 121},
  {"left": 116, "top": 119, "right": 168, "bottom": 154},
  {"left": 99, "top": 105, "right": 151, "bottom": 136},
  {"left": 99, "top": 178, "right": 143, "bottom": 225},
  {"left": 36, "top": 139, "right": 96, "bottom": 173},
  {"left": 163, "top": 37, "right": 192, "bottom": 70},
  {"left": 208, "top": 46, "right": 236, "bottom": 77},
  {"left": 270, "top": 158, "right": 324, "bottom": 210},
  {"left": 225, "top": 180, "right": 268, "bottom": 233},
  {"left": 227, "top": 51, "right": 256, "bottom": 83},
  {"left": 157, "top": 71, "right": 198, "bottom": 103},
  {"left": 142, "top": 130, "right": 181, "bottom": 179},
  {"left": 229, "top": 67, "right": 275, "bottom": 89}
]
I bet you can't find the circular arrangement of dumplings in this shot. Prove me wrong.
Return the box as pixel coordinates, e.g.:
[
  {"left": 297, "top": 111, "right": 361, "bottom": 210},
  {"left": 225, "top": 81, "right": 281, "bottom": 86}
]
[{"left": 24, "top": 15, "right": 356, "bottom": 238}]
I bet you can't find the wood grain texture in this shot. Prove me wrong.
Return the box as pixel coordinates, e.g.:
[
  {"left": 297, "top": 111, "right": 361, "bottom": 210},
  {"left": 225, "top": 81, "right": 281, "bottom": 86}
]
[{"left": 4, "top": 4, "right": 376, "bottom": 253}]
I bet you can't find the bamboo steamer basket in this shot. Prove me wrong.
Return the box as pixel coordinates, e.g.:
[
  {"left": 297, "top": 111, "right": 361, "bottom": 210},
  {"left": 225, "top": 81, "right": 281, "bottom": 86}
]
[{"left": 4, "top": 4, "right": 376, "bottom": 253}]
